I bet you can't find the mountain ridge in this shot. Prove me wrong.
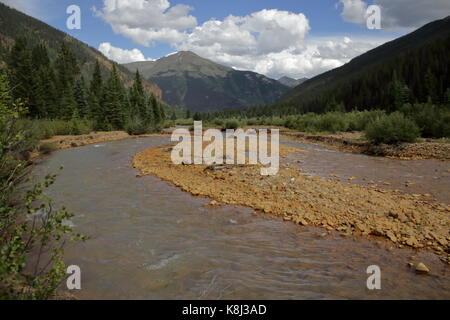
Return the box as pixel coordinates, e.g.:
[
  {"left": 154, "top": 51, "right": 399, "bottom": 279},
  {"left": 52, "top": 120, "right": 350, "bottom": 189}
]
[
  {"left": 277, "top": 15, "right": 450, "bottom": 111},
  {"left": 123, "top": 51, "right": 290, "bottom": 112},
  {"left": 0, "top": 2, "right": 162, "bottom": 99}
]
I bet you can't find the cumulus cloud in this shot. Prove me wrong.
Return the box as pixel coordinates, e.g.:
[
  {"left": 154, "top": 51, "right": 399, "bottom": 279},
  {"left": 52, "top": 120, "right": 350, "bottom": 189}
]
[
  {"left": 98, "top": 42, "right": 153, "bottom": 64},
  {"left": 338, "top": 0, "right": 368, "bottom": 25},
  {"left": 94, "top": 0, "right": 197, "bottom": 46},
  {"left": 338, "top": 0, "right": 450, "bottom": 29},
  {"left": 95, "top": 1, "right": 388, "bottom": 78},
  {"left": 185, "top": 36, "right": 385, "bottom": 79},
  {"left": 177, "top": 10, "right": 310, "bottom": 56}
]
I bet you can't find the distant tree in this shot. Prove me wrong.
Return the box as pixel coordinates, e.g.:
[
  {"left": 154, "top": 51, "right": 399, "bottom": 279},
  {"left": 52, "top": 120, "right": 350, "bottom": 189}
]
[
  {"left": 129, "top": 70, "right": 147, "bottom": 119},
  {"left": 102, "top": 64, "right": 125, "bottom": 129},
  {"left": 55, "top": 42, "right": 79, "bottom": 119},
  {"left": 74, "top": 77, "right": 88, "bottom": 118},
  {"left": 8, "top": 37, "right": 34, "bottom": 114},
  {"left": 193, "top": 112, "right": 201, "bottom": 121}
]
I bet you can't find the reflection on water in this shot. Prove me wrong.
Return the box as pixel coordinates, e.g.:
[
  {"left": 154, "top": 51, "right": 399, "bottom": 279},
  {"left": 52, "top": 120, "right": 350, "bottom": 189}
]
[{"left": 34, "top": 136, "right": 449, "bottom": 299}]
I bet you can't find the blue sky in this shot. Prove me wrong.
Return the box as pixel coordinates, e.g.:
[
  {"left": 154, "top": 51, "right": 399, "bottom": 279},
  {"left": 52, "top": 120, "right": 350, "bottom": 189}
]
[{"left": 1, "top": 0, "right": 449, "bottom": 78}]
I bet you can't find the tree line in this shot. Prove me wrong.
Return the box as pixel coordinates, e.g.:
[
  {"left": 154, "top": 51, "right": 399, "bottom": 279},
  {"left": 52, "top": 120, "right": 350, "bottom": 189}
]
[{"left": 5, "top": 37, "right": 165, "bottom": 133}]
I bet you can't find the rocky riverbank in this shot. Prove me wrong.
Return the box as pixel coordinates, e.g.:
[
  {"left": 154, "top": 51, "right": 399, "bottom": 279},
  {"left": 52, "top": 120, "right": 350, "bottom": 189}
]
[
  {"left": 39, "top": 131, "right": 170, "bottom": 150},
  {"left": 280, "top": 131, "right": 450, "bottom": 160},
  {"left": 133, "top": 143, "right": 450, "bottom": 261}
]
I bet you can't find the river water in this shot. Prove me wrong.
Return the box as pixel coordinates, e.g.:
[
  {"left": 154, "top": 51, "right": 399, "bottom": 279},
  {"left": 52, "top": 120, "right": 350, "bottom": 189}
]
[{"left": 34, "top": 136, "right": 449, "bottom": 299}]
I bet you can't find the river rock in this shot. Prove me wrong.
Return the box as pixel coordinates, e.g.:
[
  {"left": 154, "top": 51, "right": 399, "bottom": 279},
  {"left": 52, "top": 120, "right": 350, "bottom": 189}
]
[{"left": 415, "top": 262, "right": 430, "bottom": 274}]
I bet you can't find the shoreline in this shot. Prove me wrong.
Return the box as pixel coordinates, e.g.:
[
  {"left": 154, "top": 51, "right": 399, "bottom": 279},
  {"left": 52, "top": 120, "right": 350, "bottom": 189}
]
[
  {"left": 279, "top": 130, "right": 450, "bottom": 161},
  {"left": 133, "top": 142, "right": 450, "bottom": 261},
  {"left": 39, "top": 130, "right": 171, "bottom": 151}
]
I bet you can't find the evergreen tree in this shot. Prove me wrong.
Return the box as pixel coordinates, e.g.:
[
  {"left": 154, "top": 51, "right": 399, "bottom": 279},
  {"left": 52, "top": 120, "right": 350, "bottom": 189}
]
[
  {"left": 55, "top": 42, "right": 79, "bottom": 119},
  {"left": 7, "top": 37, "right": 35, "bottom": 114},
  {"left": 425, "top": 68, "right": 438, "bottom": 103},
  {"left": 89, "top": 60, "right": 104, "bottom": 127},
  {"left": 31, "top": 43, "right": 57, "bottom": 118},
  {"left": 103, "top": 65, "right": 125, "bottom": 130},
  {"left": 149, "top": 93, "right": 161, "bottom": 124},
  {"left": 129, "top": 70, "right": 147, "bottom": 119},
  {"left": 74, "top": 77, "right": 88, "bottom": 118}
]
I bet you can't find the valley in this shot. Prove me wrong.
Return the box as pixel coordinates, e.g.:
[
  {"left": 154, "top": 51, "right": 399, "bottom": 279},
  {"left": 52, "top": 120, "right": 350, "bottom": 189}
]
[{"left": 0, "top": 1, "right": 449, "bottom": 302}]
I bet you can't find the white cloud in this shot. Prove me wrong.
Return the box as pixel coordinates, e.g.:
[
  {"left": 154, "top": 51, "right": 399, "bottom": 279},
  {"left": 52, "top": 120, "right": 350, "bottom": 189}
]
[
  {"left": 338, "top": 0, "right": 450, "bottom": 29},
  {"left": 95, "top": 1, "right": 390, "bottom": 78},
  {"left": 177, "top": 10, "right": 310, "bottom": 56},
  {"left": 185, "top": 36, "right": 385, "bottom": 79},
  {"left": 94, "top": 0, "right": 196, "bottom": 46},
  {"left": 98, "top": 42, "right": 153, "bottom": 64},
  {"left": 338, "top": 0, "right": 368, "bottom": 25}
]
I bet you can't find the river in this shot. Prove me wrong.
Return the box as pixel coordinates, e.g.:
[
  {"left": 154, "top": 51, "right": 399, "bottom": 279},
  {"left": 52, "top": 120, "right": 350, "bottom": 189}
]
[{"left": 34, "top": 136, "right": 449, "bottom": 299}]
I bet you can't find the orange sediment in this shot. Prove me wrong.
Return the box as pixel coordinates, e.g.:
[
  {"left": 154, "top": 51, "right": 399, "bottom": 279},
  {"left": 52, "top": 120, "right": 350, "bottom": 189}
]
[{"left": 133, "top": 143, "right": 450, "bottom": 258}]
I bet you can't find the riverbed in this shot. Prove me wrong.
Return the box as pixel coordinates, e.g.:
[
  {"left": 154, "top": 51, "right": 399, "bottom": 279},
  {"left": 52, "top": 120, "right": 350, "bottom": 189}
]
[{"left": 34, "top": 136, "right": 449, "bottom": 299}]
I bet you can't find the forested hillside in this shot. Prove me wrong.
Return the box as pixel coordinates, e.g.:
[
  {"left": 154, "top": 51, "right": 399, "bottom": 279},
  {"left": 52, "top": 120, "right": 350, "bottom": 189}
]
[
  {"left": 253, "top": 16, "right": 450, "bottom": 116},
  {"left": 0, "top": 2, "right": 168, "bottom": 133},
  {"left": 0, "top": 2, "right": 161, "bottom": 98}
]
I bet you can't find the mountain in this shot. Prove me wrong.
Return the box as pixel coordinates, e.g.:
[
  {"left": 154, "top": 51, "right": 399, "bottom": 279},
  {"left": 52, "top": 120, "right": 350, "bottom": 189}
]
[
  {"left": 123, "top": 51, "right": 290, "bottom": 112},
  {"left": 278, "top": 76, "right": 308, "bottom": 88},
  {"left": 275, "top": 16, "right": 450, "bottom": 113},
  {"left": 0, "top": 2, "right": 162, "bottom": 98}
]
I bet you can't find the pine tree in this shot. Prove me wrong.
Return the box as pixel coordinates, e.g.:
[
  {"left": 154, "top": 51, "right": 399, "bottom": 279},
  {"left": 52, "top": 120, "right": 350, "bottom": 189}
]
[
  {"left": 8, "top": 37, "right": 35, "bottom": 114},
  {"left": 31, "top": 43, "right": 57, "bottom": 118},
  {"left": 425, "top": 68, "right": 438, "bottom": 103},
  {"left": 89, "top": 60, "right": 104, "bottom": 127},
  {"left": 129, "top": 70, "right": 147, "bottom": 119},
  {"left": 149, "top": 93, "right": 161, "bottom": 125},
  {"left": 103, "top": 65, "right": 125, "bottom": 130},
  {"left": 89, "top": 60, "right": 103, "bottom": 102},
  {"left": 55, "top": 42, "right": 79, "bottom": 119},
  {"left": 74, "top": 77, "right": 88, "bottom": 118}
]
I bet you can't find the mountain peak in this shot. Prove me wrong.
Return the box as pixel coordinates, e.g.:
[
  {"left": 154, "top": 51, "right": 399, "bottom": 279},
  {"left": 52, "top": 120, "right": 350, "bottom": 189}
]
[{"left": 278, "top": 76, "right": 308, "bottom": 88}]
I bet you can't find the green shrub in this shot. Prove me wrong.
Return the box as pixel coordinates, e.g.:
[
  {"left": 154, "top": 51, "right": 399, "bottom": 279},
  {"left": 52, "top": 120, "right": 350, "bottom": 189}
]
[
  {"left": 365, "top": 112, "right": 420, "bottom": 144},
  {"left": 316, "top": 112, "right": 350, "bottom": 133},
  {"left": 0, "top": 74, "right": 86, "bottom": 299},
  {"left": 406, "top": 104, "right": 450, "bottom": 138},
  {"left": 223, "top": 119, "right": 239, "bottom": 130}
]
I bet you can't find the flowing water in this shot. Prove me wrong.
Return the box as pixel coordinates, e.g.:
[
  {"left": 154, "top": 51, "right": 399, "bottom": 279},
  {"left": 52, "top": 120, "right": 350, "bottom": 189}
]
[{"left": 34, "top": 136, "right": 449, "bottom": 299}]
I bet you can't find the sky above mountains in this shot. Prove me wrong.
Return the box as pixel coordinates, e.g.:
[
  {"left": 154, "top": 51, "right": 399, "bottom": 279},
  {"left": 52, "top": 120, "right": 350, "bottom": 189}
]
[{"left": 2, "top": 0, "right": 449, "bottom": 79}]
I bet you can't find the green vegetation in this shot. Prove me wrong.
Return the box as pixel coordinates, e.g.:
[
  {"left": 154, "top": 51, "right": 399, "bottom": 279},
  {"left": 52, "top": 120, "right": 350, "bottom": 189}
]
[
  {"left": 223, "top": 119, "right": 239, "bottom": 130},
  {"left": 0, "top": 73, "right": 86, "bottom": 299},
  {"left": 272, "top": 16, "right": 450, "bottom": 114},
  {"left": 364, "top": 112, "right": 420, "bottom": 144},
  {"left": 190, "top": 102, "right": 449, "bottom": 145},
  {"left": 4, "top": 38, "right": 166, "bottom": 135}
]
